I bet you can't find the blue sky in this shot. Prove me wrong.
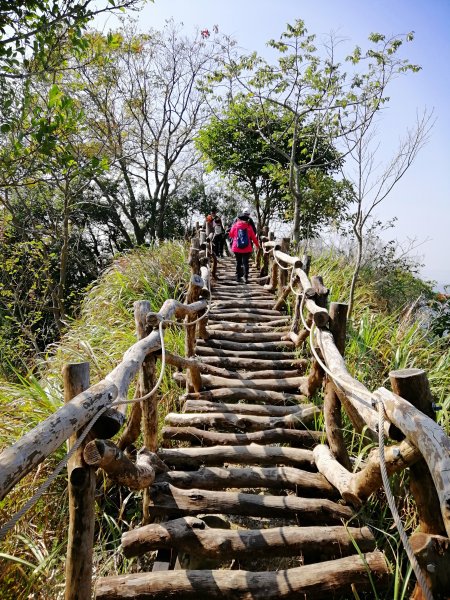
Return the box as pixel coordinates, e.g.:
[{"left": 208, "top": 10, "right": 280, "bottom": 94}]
[{"left": 102, "top": 0, "right": 450, "bottom": 287}]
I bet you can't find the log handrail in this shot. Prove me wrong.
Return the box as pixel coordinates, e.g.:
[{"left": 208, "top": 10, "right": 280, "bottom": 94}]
[
  {"left": 0, "top": 297, "right": 208, "bottom": 501},
  {"left": 261, "top": 237, "right": 450, "bottom": 537}
]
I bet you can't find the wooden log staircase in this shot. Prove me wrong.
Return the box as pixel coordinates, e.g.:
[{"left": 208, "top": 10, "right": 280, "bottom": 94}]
[
  {"left": 95, "top": 257, "right": 391, "bottom": 599},
  {"left": 2, "top": 234, "right": 449, "bottom": 600}
]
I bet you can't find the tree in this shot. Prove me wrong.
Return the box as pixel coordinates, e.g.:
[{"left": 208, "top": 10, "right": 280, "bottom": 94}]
[
  {"left": 197, "top": 99, "right": 348, "bottom": 234},
  {"left": 71, "top": 22, "right": 226, "bottom": 242},
  {"left": 213, "top": 21, "right": 422, "bottom": 244},
  {"left": 341, "top": 105, "right": 433, "bottom": 317}
]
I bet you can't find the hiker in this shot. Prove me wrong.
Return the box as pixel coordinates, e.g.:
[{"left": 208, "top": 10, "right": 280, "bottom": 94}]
[
  {"left": 228, "top": 211, "right": 259, "bottom": 283},
  {"left": 205, "top": 208, "right": 217, "bottom": 236},
  {"left": 233, "top": 207, "right": 257, "bottom": 235},
  {"left": 212, "top": 215, "right": 224, "bottom": 258}
]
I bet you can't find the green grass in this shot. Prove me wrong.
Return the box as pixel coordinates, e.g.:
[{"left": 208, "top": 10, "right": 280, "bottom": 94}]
[{"left": 0, "top": 241, "right": 190, "bottom": 598}]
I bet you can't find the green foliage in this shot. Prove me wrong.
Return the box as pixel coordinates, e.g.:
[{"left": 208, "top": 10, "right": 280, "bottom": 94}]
[
  {"left": 0, "top": 242, "right": 189, "bottom": 597},
  {"left": 196, "top": 99, "right": 347, "bottom": 233}
]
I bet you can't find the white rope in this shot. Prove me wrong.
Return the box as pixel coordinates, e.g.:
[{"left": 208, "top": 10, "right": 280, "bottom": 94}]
[
  {"left": 0, "top": 319, "right": 169, "bottom": 541},
  {"left": 376, "top": 399, "right": 434, "bottom": 600},
  {"left": 0, "top": 260, "right": 214, "bottom": 539},
  {"left": 308, "top": 322, "right": 434, "bottom": 598}
]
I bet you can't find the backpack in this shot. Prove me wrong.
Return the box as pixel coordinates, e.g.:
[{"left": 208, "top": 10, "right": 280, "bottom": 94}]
[{"left": 236, "top": 224, "right": 249, "bottom": 249}]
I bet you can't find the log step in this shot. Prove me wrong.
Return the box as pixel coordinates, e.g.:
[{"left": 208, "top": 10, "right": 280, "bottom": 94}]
[
  {"left": 196, "top": 338, "right": 294, "bottom": 351},
  {"left": 157, "top": 444, "right": 316, "bottom": 469},
  {"left": 196, "top": 356, "right": 306, "bottom": 370},
  {"left": 207, "top": 330, "right": 289, "bottom": 342},
  {"left": 121, "top": 517, "right": 375, "bottom": 561},
  {"left": 182, "top": 388, "right": 307, "bottom": 404},
  {"left": 164, "top": 408, "right": 319, "bottom": 432},
  {"left": 155, "top": 466, "right": 338, "bottom": 496},
  {"left": 95, "top": 551, "right": 390, "bottom": 599},
  {"left": 195, "top": 346, "right": 297, "bottom": 359},
  {"left": 147, "top": 483, "right": 353, "bottom": 522},
  {"left": 189, "top": 373, "right": 307, "bottom": 391},
  {"left": 161, "top": 426, "right": 322, "bottom": 448},
  {"left": 182, "top": 399, "right": 315, "bottom": 416}
]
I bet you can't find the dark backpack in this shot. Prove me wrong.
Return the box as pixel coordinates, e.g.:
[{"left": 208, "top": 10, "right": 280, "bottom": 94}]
[{"left": 236, "top": 225, "right": 249, "bottom": 249}]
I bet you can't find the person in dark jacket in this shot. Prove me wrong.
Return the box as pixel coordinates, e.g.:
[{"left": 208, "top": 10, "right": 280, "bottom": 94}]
[
  {"left": 228, "top": 213, "right": 259, "bottom": 283},
  {"left": 233, "top": 207, "right": 257, "bottom": 234}
]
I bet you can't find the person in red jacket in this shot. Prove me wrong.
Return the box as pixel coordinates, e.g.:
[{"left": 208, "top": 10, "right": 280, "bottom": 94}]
[{"left": 228, "top": 212, "right": 259, "bottom": 284}]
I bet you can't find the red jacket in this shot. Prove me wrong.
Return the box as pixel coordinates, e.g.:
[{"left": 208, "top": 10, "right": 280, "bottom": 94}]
[{"left": 229, "top": 219, "right": 259, "bottom": 253}]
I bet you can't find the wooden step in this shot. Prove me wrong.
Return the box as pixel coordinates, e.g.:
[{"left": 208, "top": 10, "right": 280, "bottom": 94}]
[
  {"left": 157, "top": 444, "right": 315, "bottom": 469},
  {"left": 164, "top": 409, "right": 319, "bottom": 432},
  {"left": 182, "top": 399, "right": 314, "bottom": 416},
  {"left": 161, "top": 426, "right": 322, "bottom": 448},
  {"left": 121, "top": 517, "right": 375, "bottom": 561},
  {"left": 147, "top": 483, "right": 353, "bottom": 522},
  {"left": 196, "top": 339, "right": 294, "bottom": 351},
  {"left": 155, "top": 466, "right": 337, "bottom": 496},
  {"left": 182, "top": 388, "right": 307, "bottom": 404},
  {"left": 196, "top": 356, "right": 305, "bottom": 370},
  {"left": 195, "top": 346, "right": 296, "bottom": 360},
  {"left": 95, "top": 551, "right": 390, "bottom": 599}
]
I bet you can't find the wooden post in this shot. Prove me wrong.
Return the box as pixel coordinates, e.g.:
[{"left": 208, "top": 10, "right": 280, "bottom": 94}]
[
  {"left": 185, "top": 238, "right": 202, "bottom": 392},
  {"left": 64, "top": 362, "right": 95, "bottom": 600},
  {"left": 304, "top": 275, "right": 329, "bottom": 396},
  {"left": 324, "top": 303, "right": 351, "bottom": 470},
  {"left": 389, "top": 368, "right": 445, "bottom": 536},
  {"left": 301, "top": 254, "right": 311, "bottom": 276},
  {"left": 279, "top": 238, "right": 290, "bottom": 288},
  {"left": 134, "top": 301, "right": 158, "bottom": 525}
]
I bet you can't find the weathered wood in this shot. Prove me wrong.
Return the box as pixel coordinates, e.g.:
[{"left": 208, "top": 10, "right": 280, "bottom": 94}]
[
  {"left": 116, "top": 392, "right": 142, "bottom": 451},
  {"left": 211, "top": 300, "right": 278, "bottom": 309},
  {"left": 83, "top": 440, "right": 165, "bottom": 489},
  {"left": 134, "top": 300, "right": 158, "bottom": 523},
  {"left": 207, "top": 322, "right": 288, "bottom": 333},
  {"left": 208, "top": 311, "right": 286, "bottom": 323},
  {"left": 317, "top": 328, "right": 395, "bottom": 440},
  {"left": 155, "top": 466, "right": 338, "bottom": 496},
  {"left": 122, "top": 517, "right": 373, "bottom": 561},
  {"left": 134, "top": 301, "right": 158, "bottom": 452},
  {"left": 374, "top": 387, "right": 450, "bottom": 538},
  {"left": 182, "top": 388, "right": 306, "bottom": 405},
  {"left": 350, "top": 439, "right": 421, "bottom": 502},
  {"left": 185, "top": 245, "right": 203, "bottom": 392},
  {"left": 148, "top": 483, "right": 353, "bottom": 522},
  {"left": 158, "top": 444, "right": 316, "bottom": 469},
  {"left": 165, "top": 407, "right": 320, "bottom": 432},
  {"left": 0, "top": 380, "right": 117, "bottom": 501},
  {"left": 64, "top": 363, "right": 95, "bottom": 600},
  {"left": 185, "top": 373, "right": 307, "bottom": 392},
  {"left": 195, "top": 346, "right": 297, "bottom": 360},
  {"left": 95, "top": 551, "right": 390, "bottom": 599},
  {"left": 273, "top": 285, "right": 292, "bottom": 312},
  {"left": 409, "top": 532, "right": 450, "bottom": 599},
  {"left": 166, "top": 352, "right": 304, "bottom": 380},
  {"left": 324, "top": 302, "right": 351, "bottom": 469},
  {"left": 211, "top": 306, "right": 282, "bottom": 316},
  {"left": 197, "top": 338, "right": 294, "bottom": 351},
  {"left": 389, "top": 368, "right": 445, "bottom": 536},
  {"left": 207, "top": 330, "right": 289, "bottom": 342},
  {"left": 162, "top": 426, "right": 322, "bottom": 448},
  {"left": 273, "top": 248, "right": 301, "bottom": 269},
  {"left": 197, "top": 355, "right": 306, "bottom": 371},
  {"left": 313, "top": 444, "right": 361, "bottom": 508},
  {"left": 182, "top": 399, "right": 314, "bottom": 416},
  {"left": 290, "top": 268, "right": 329, "bottom": 327},
  {"left": 106, "top": 297, "right": 207, "bottom": 401}
]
